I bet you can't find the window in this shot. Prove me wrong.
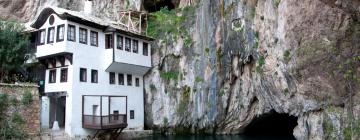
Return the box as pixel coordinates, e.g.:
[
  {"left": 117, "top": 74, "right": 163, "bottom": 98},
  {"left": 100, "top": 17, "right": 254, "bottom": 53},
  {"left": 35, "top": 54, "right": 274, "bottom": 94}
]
[
  {"left": 49, "top": 69, "right": 56, "bottom": 83},
  {"left": 90, "top": 31, "right": 98, "bottom": 46},
  {"left": 79, "top": 28, "right": 87, "bottom": 44},
  {"left": 125, "top": 37, "right": 131, "bottom": 52},
  {"left": 60, "top": 68, "right": 68, "bottom": 82},
  {"left": 135, "top": 78, "right": 140, "bottom": 87},
  {"left": 133, "top": 40, "right": 138, "bottom": 53},
  {"left": 67, "top": 24, "right": 76, "bottom": 41},
  {"left": 118, "top": 73, "right": 124, "bottom": 85},
  {"left": 127, "top": 74, "right": 132, "bottom": 86},
  {"left": 117, "top": 35, "right": 123, "bottom": 50},
  {"left": 57, "top": 24, "right": 65, "bottom": 42},
  {"left": 80, "top": 68, "right": 87, "bottom": 82},
  {"left": 130, "top": 110, "right": 134, "bottom": 119},
  {"left": 91, "top": 69, "right": 98, "bottom": 83},
  {"left": 109, "top": 72, "right": 115, "bottom": 84},
  {"left": 47, "top": 27, "right": 55, "bottom": 43},
  {"left": 39, "top": 29, "right": 46, "bottom": 45},
  {"left": 105, "top": 34, "right": 113, "bottom": 49},
  {"left": 143, "top": 42, "right": 148, "bottom": 56}
]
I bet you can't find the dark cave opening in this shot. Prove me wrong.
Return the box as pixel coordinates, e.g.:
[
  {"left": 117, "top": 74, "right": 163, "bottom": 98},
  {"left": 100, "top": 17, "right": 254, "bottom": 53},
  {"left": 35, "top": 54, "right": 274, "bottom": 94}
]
[
  {"left": 143, "top": 0, "right": 176, "bottom": 12},
  {"left": 243, "top": 110, "right": 298, "bottom": 139}
]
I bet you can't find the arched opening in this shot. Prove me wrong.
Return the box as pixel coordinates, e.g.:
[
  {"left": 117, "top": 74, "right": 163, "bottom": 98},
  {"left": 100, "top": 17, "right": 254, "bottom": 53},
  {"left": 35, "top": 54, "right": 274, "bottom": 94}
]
[
  {"left": 243, "top": 110, "right": 298, "bottom": 139},
  {"left": 143, "top": 0, "right": 177, "bottom": 12}
]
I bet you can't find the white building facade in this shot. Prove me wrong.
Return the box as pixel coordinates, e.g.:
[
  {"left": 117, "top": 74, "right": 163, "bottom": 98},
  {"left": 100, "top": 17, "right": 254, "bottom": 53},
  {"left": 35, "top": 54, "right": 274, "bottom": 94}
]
[{"left": 31, "top": 6, "right": 153, "bottom": 138}]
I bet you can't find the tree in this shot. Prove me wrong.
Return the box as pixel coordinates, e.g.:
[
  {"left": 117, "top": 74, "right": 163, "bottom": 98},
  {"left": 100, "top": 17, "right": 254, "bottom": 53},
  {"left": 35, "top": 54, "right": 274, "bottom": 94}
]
[{"left": 0, "top": 19, "right": 30, "bottom": 82}]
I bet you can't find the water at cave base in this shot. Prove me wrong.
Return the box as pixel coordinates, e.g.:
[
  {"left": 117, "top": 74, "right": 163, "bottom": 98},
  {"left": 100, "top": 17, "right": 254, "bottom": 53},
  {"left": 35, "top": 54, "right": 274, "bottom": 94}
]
[{"left": 134, "top": 134, "right": 296, "bottom": 140}]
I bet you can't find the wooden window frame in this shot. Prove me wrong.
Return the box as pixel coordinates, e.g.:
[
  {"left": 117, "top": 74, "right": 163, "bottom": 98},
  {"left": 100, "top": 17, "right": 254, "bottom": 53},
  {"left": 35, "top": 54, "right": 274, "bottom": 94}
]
[
  {"left": 105, "top": 34, "right": 113, "bottom": 49},
  {"left": 91, "top": 69, "right": 98, "bottom": 83},
  {"left": 135, "top": 78, "right": 140, "bottom": 87},
  {"left": 90, "top": 31, "right": 98, "bottom": 47},
  {"left": 67, "top": 24, "right": 76, "bottom": 42},
  {"left": 56, "top": 24, "right": 65, "bottom": 42},
  {"left": 130, "top": 110, "right": 134, "bottom": 119},
  {"left": 49, "top": 69, "right": 56, "bottom": 83},
  {"left": 47, "top": 27, "right": 55, "bottom": 44},
  {"left": 60, "top": 68, "right": 68, "bottom": 82},
  {"left": 117, "top": 35, "right": 123, "bottom": 50},
  {"left": 109, "top": 72, "right": 115, "bottom": 84},
  {"left": 79, "top": 27, "right": 88, "bottom": 44},
  {"left": 143, "top": 42, "right": 148, "bottom": 56},
  {"left": 38, "top": 29, "right": 46, "bottom": 45},
  {"left": 133, "top": 39, "right": 138, "bottom": 53},
  {"left": 80, "top": 68, "right": 87, "bottom": 82},
  {"left": 127, "top": 74, "right": 132, "bottom": 86},
  {"left": 125, "top": 37, "right": 131, "bottom": 52},
  {"left": 118, "top": 73, "right": 124, "bottom": 85}
]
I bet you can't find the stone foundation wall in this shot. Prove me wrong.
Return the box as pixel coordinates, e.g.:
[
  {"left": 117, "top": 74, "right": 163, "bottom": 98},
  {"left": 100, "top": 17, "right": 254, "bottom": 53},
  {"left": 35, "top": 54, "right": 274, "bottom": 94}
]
[{"left": 0, "top": 83, "right": 40, "bottom": 136}]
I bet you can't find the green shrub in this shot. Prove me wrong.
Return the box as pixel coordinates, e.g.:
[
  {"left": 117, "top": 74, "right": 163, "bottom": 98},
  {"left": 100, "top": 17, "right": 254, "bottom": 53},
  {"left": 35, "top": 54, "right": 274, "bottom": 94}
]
[
  {"left": 160, "top": 71, "right": 179, "bottom": 81},
  {"left": 204, "top": 47, "right": 210, "bottom": 54},
  {"left": 21, "top": 90, "right": 33, "bottom": 105},
  {"left": 284, "top": 50, "right": 291, "bottom": 61},
  {"left": 273, "top": 0, "right": 281, "bottom": 8},
  {"left": 195, "top": 76, "right": 203, "bottom": 82},
  {"left": 256, "top": 55, "right": 265, "bottom": 73},
  {"left": 163, "top": 117, "right": 169, "bottom": 126},
  {"left": 149, "top": 84, "right": 156, "bottom": 91}
]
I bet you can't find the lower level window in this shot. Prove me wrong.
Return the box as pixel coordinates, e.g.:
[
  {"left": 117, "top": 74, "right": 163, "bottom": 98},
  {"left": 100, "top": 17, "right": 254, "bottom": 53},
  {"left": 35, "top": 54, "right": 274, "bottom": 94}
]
[
  {"left": 109, "top": 72, "right": 115, "bottom": 84},
  {"left": 127, "top": 74, "right": 132, "bottom": 86},
  {"left": 49, "top": 69, "right": 56, "bottom": 83},
  {"left": 80, "top": 68, "right": 87, "bottom": 82},
  {"left": 60, "top": 68, "right": 68, "bottom": 82},
  {"left": 135, "top": 78, "right": 140, "bottom": 87},
  {"left": 130, "top": 110, "right": 134, "bottom": 119}
]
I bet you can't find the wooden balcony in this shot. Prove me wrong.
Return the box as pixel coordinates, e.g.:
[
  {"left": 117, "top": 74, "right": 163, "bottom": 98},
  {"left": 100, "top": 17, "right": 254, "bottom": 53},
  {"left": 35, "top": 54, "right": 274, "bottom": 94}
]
[
  {"left": 82, "top": 95, "right": 128, "bottom": 130},
  {"left": 83, "top": 114, "right": 127, "bottom": 129}
]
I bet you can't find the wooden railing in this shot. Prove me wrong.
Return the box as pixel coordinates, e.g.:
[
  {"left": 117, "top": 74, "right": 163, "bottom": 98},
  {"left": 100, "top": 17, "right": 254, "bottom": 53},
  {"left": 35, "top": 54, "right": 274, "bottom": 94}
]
[{"left": 83, "top": 114, "right": 127, "bottom": 129}]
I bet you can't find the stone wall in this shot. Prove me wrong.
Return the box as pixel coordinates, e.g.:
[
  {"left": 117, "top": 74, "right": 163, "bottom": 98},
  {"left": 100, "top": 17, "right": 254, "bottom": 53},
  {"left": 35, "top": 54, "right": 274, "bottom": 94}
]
[{"left": 0, "top": 83, "right": 40, "bottom": 136}]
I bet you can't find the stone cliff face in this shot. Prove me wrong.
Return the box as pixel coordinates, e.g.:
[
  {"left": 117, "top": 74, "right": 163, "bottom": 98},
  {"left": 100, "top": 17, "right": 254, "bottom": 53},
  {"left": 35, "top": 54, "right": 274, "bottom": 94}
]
[{"left": 1, "top": 0, "right": 359, "bottom": 140}]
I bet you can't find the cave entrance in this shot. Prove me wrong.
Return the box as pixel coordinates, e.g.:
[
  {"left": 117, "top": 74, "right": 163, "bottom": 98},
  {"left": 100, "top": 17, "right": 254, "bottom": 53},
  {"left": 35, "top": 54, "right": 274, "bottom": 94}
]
[
  {"left": 143, "top": 0, "right": 176, "bottom": 12},
  {"left": 243, "top": 110, "right": 298, "bottom": 140}
]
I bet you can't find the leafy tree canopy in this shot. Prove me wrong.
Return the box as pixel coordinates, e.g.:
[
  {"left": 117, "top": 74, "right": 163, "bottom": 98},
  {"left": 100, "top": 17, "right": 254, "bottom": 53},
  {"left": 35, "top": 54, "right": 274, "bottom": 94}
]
[{"left": 0, "top": 19, "right": 30, "bottom": 82}]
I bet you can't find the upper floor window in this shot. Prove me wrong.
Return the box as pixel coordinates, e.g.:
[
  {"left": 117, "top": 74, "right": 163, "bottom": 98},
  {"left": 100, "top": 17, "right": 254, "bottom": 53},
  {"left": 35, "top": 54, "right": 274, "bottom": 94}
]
[
  {"left": 91, "top": 69, "right": 98, "bottom": 83},
  {"left": 47, "top": 27, "right": 55, "bottom": 44},
  {"left": 118, "top": 73, "right": 124, "bottom": 85},
  {"left": 127, "top": 74, "right": 132, "bottom": 86},
  {"left": 130, "top": 110, "right": 134, "bottom": 119},
  {"left": 105, "top": 34, "right": 113, "bottom": 49},
  {"left": 133, "top": 40, "right": 138, "bottom": 53},
  {"left": 109, "top": 72, "right": 115, "bottom": 84},
  {"left": 67, "top": 24, "right": 76, "bottom": 41},
  {"left": 39, "top": 29, "right": 46, "bottom": 45},
  {"left": 143, "top": 42, "right": 148, "bottom": 56},
  {"left": 79, "top": 28, "right": 87, "bottom": 44},
  {"left": 49, "top": 69, "right": 56, "bottom": 83},
  {"left": 90, "top": 31, "right": 98, "bottom": 46},
  {"left": 80, "top": 68, "right": 87, "bottom": 82},
  {"left": 117, "top": 35, "right": 123, "bottom": 50},
  {"left": 60, "top": 68, "right": 68, "bottom": 82},
  {"left": 135, "top": 78, "right": 140, "bottom": 87},
  {"left": 57, "top": 24, "right": 65, "bottom": 42},
  {"left": 125, "top": 37, "right": 131, "bottom": 52}
]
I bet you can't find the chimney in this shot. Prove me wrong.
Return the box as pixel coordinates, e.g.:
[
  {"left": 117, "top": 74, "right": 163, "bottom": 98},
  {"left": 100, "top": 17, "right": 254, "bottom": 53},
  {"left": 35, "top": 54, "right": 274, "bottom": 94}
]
[{"left": 84, "top": 0, "right": 92, "bottom": 14}]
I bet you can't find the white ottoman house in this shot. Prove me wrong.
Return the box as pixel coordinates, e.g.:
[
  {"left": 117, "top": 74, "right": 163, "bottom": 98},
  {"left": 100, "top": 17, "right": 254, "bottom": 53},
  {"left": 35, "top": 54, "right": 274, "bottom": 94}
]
[{"left": 30, "top": 3, "right": 153, "bottom": 138}]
